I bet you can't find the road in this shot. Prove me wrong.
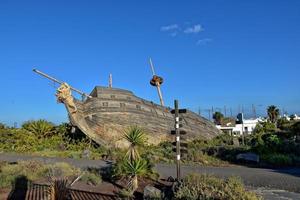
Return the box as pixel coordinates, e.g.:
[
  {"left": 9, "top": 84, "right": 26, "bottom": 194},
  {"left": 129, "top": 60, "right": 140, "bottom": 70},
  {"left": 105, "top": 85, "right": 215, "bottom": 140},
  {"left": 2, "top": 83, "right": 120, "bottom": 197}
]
[{"left": 1, "top": 153, "right": 300, "bottom": 199}]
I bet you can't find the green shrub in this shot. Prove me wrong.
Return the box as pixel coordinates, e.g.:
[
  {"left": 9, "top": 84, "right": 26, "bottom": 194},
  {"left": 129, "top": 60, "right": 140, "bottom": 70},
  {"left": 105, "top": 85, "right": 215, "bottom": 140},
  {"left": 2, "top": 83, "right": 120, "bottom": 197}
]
[
  {"left": 80, "top": 170, "right": 102, "bottom": 185},
  {"left": 117, "top": 188, "right": 134, "bottom": 199},
  {"left": 42, "top": 162, "right": 80, "bottom": 178},
  {"left": 253, "top": 122, "right": 276, "bottom": 134},
  {"left": 0, "top": 161, "right": 81, "bottom": 189},
  {"left": 174, "top": 174, "right": 260, "bottom": 200},
  {"left": 0, "top": 123, "right": 7, "bottom": 129},
  {"left": 0, "top": 160, "right": 46, "bottom": 188},
  {"left": 261, "top": 154, "right": 293, "bottom": 166},
  {"left": 291, "top": 155, "right": 300, "bottom": 166},
  {"left": 22, "top": 120, "right": 55, "bottom": 138}
]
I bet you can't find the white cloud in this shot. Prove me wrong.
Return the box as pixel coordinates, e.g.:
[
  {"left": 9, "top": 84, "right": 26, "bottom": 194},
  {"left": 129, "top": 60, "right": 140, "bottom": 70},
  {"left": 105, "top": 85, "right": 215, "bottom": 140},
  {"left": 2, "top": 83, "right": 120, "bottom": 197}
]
[
  {"left": 170, "top": 32, "right": 178, "bottom": 37},
  {"left": 184, "top": 24, "right": 204, "bottom": 34},
  {"left": 160, "top": 24, "right": 179, "bottom": 31},
  {"left": 196, "top": 38, "right": 212, "bottom": 45}
]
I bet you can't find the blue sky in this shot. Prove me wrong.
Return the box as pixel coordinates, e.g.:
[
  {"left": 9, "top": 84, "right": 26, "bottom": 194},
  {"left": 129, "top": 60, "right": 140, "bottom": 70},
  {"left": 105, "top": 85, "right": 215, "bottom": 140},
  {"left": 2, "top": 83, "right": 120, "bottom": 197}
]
[{"left": 0, "top": 0, "right": 299, "bottom": 126}]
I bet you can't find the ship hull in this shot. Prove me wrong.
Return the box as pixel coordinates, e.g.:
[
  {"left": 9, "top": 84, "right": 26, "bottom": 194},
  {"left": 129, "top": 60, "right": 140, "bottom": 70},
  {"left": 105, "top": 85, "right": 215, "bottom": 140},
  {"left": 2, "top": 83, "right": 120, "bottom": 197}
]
[{"left": 66, "top": 87, "right": 220, "bottom": 147}]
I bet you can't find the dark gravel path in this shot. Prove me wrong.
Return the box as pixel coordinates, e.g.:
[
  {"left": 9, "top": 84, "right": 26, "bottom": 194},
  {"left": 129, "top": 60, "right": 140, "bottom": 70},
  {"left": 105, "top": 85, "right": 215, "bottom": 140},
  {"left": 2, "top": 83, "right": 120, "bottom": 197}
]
[
  {"left": 0, "top": 152, "right": 111, "bottom": 169},
  {"left": 155, "top": 163, "right": 300, "bottom": 193}
]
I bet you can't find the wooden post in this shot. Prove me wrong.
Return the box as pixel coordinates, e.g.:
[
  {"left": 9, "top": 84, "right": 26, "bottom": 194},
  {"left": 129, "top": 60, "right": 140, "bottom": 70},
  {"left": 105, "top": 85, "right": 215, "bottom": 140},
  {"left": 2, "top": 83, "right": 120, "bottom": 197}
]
[{"left": 174, "top": 100, "right": 181, "bottom": 180}]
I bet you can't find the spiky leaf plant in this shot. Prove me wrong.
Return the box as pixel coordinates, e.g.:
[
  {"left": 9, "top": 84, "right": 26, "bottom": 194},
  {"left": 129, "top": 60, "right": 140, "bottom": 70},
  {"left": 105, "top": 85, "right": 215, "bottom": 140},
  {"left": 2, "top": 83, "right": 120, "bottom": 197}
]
[
  {"left": 123, "top": 126, "right": 146, "bottom": 162},
  {"left": 22, "top": 119, "right": 55, "bottom": 138},
  {"left": 122, "top": 158, "right": 148, "bottom": 191}
]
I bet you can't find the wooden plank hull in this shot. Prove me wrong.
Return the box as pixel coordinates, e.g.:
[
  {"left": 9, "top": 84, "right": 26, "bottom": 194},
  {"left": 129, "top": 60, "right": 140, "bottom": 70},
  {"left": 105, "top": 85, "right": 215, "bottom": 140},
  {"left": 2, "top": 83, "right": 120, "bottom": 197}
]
[{"left": 65, "top": 87, "right": 220, "bottom": 147}]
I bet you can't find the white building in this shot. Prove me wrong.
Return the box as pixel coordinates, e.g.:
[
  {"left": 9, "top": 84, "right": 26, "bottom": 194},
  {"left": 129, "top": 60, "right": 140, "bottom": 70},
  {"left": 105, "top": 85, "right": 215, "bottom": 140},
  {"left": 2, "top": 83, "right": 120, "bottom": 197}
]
[
  {"left": 216, "top": 118, "right": 263, "bottom": 136},
  {"left": 283, "top": 114, "right": 300, "bottom": 121}
]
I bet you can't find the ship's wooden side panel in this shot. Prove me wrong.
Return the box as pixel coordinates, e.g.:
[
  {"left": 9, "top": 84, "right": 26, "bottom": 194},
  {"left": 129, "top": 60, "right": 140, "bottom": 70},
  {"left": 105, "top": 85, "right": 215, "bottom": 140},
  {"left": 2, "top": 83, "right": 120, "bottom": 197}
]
[{"left": 69, "top": 87, "right": 221, "bottom": 146}]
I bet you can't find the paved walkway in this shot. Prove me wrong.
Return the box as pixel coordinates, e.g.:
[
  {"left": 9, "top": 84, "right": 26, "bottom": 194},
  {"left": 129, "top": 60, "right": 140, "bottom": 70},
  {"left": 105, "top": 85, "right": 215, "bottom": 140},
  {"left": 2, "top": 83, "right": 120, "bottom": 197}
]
[
  {"left": 1, "top": 153, "right": 300, "bottom": 199},
  {"left": 156, "top": 164, "right": 300, "bottom": 192},
  {"left": 0, "top": 152, "right": 111, "bottom": 169}
]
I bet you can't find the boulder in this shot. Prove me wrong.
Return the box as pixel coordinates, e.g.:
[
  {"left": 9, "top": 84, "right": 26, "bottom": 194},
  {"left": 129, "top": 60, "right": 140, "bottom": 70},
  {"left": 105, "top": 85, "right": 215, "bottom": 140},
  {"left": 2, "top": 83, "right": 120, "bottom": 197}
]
[
  {"left": 81, "top": 149, "right": 91, "bottom": 158},
  {"left": 236, "top": 153, "right": 259, "bottom": 163},
  {"left": 143, "top": 185, "right": 162, "bottom": 200}
]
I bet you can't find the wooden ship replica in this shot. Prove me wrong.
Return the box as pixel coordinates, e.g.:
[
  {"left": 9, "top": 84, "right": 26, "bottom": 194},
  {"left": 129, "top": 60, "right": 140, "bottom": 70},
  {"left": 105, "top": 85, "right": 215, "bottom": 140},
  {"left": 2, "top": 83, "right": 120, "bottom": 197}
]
[{"left": 33, "top": 60, "right": 220, "bottom": 147}]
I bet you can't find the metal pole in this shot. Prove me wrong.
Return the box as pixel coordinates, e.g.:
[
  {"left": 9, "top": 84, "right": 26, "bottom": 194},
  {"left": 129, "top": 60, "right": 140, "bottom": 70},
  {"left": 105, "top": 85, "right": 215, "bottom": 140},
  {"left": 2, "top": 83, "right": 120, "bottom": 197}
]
[
  {"left": 33, "top": 69, "right": 92, "bottom": 98},
  {"left": 156, "top": 83, "right": 164, "bottom": 106},
  {"left": 109, "top": 74, "right": 113, "bottom": 88},
  {"left": 174, "top": 100, "right": 181, "bottom": 181},
  {"left": 241, "top": 113, "right": 244, "bottom": 145},
  {"left": 149, "top": 58, "right": 156, "bottom": 76}
]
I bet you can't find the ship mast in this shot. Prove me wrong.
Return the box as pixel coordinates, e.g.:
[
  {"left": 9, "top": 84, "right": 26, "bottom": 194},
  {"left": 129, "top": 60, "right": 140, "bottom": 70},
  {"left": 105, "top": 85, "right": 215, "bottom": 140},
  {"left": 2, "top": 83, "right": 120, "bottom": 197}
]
[{"left": 149, "top": 58, "right": 165, "bottom": 106}]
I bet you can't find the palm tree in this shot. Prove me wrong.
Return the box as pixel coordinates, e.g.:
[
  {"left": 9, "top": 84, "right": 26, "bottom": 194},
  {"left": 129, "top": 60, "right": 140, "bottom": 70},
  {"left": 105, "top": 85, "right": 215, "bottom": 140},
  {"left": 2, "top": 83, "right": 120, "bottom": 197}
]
[
  {"left": 267, "top": 105, "right": 280, "bottom": 124},
  {"left": 213, "top": 112, "right": 224, "bottom": 125},
  {"left": 122, "top": 158, "right": 148, "bottom": 191},
  {"left": 22, "top": 120, "right": 55, "bottom": 138},
  {"left": 123, "top": 126, "right": 146, "bottom": 162}
]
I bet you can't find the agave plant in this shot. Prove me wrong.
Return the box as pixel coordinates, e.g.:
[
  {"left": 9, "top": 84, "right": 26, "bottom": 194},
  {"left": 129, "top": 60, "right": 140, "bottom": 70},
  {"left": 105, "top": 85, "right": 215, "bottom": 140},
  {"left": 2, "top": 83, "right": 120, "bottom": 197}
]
[
  {"left": 22, "top": 119, "right": 55, "bottom": 138},
  {"left": 122, "top": 158, "right": 148, "bottom": 191},
  {"left": 123, "top": 126, "right": 146, "bottom": 162}
]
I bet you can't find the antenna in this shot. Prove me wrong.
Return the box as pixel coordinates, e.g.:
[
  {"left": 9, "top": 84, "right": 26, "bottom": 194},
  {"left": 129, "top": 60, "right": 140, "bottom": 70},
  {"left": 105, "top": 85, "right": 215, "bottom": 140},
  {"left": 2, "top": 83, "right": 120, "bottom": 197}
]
[
  {"left": 109, "top": 74, "right": 112, "bottom": 88},
  {"left": 252, "top": 104, "right": 256, "bottom": 118},
  {"left": 149, "top": 58, "right": 165, "bottom": 106}
]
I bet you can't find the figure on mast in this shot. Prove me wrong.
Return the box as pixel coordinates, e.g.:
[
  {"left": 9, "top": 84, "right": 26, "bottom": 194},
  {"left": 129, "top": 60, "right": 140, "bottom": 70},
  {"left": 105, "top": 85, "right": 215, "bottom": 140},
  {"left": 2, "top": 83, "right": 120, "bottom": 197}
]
[{"left": 149, "top": 58, "right": 165, "bottom": 106}]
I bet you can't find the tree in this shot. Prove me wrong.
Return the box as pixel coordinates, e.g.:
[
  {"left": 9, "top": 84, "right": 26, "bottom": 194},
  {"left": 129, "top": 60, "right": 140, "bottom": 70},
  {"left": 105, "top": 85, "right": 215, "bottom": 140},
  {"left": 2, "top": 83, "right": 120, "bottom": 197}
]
[
  {"left": 123, "top": 126, "right": 146, "bottom": 162},
  {"left": 290, "top": 114, "right": 296, "bottom": 121},
  {"left": 267, "top": 105, "right": 280, "bottom": 124},
  {"left": 213, "top": 112, "right": 224, "bottom": 125},
  {"left": 0, "top": 123, "right": 6, "bottom": 129},
  {"left": 22, "top": 120, "right": 55, "bottom": 138}
]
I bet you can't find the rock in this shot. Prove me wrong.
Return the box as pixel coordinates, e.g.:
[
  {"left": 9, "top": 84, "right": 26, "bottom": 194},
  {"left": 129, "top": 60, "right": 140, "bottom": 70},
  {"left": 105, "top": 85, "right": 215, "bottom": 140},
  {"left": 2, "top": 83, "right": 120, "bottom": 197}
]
[
  {"left": 143, "top": 185, "right": 162, "bottom": 200},
  {"left": 236, "top": 153, "right": 259, "bottom": 163},
  {"left": 233, "top": 138, "right": 240, "bottom": 146},
  {"left": 167, "top": 176, "right": 175, "bottom": 182},
  {"left": 82, "top": 149, "right": 91, "bottom": 158}
]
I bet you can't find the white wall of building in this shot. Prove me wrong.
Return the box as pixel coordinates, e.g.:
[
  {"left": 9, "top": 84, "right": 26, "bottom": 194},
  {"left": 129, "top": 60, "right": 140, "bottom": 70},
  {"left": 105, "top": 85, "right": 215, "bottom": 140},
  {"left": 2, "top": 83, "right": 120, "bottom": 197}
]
[{"left": 216, "top": 118, "right": 261, "bottom": 136}]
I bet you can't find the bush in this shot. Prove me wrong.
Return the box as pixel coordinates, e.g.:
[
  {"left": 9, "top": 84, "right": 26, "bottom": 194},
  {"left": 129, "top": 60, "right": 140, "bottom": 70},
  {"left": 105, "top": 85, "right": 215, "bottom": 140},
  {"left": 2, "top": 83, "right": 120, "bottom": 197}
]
[
  {"left": 22, "top": 120, "right": 55, "bottom": 138},
  {"left": 0, "top": 122, "right": 107, "bottom": 160},
  {"left": 0, "top": 160, "right": 45, "bottom": 188},
  {"left": 0, "top": 161, "right": 80, "bottom": 189},
  {"left": 43, "top": 162, "right": 80, "bottom": 178},
  {"left": 174, "top": 173, "right": 260, "bottom": 200},
  {"left": 0, "top": 123, "right": 7, "bottom": 129},
  {"left": 253, "top": 122, "right": 276, "bottom": 134},
  {"left": 117, "top": 188, "right": 134, "bottom": 199},
  {"left": 261, "top": 154, "right": 293, "bottom": 166},
  {"left": 80, "top": 170, "right": 102, "bottom": 185}
]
